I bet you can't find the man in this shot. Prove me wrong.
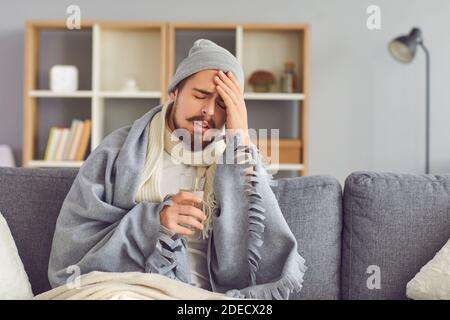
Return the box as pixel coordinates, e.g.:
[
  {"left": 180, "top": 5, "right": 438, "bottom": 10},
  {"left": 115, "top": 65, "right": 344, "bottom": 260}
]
[{"left": 48, "top": 39, "right": 307, "bottom": 299}]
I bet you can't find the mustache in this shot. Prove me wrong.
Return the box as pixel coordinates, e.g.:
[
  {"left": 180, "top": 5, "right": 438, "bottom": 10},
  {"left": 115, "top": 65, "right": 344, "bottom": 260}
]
[{"left": 186, "top": 115, "right": 215, "bottom": 128}]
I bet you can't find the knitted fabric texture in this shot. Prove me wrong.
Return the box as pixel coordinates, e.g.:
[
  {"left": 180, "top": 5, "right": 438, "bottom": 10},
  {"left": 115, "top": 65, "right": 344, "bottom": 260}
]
[{"left": 167, "top": 38, "right": 245, "bottom": 94}]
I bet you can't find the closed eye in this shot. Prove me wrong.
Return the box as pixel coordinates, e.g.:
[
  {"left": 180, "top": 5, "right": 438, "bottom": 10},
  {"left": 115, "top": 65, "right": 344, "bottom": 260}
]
[
  {"left": 195, "top": 95, "right": 225, "bottom": 109},
  {"left": 216, "top": 98, "right": 225, "bottom": 109}
]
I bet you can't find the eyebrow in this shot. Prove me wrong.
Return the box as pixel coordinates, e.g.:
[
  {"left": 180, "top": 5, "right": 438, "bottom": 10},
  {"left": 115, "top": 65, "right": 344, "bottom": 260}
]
[{"left": 192, "top": 88, "right": 215, "bottom": 95}]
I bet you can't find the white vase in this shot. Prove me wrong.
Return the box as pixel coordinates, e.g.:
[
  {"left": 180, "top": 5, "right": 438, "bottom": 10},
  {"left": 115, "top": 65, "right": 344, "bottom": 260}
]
[{"left": 50, "top": 65, "right": 78, "bottom": 92}]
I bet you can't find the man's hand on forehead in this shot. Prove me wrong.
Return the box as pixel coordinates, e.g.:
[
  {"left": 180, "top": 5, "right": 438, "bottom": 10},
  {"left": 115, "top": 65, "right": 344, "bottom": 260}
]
[{"left": 214, "top": 70, "right": 249, "bottom": 145}]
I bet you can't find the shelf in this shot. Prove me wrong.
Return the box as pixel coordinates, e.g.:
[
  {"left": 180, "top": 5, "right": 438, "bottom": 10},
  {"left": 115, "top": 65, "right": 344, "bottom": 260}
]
[
  {"left": 28, "top": 160, "right": 84, "bottom": 168},
  {"left": 29, "top": 90, "right": 93, "bottom": 98},
  {"left": 98, "top": 91, "right": 161, "bottom": 98},
  {"left": 256, "top": 138, "right": 301, "bottom": 164},
  {"left": 265, "top": 163, "right": 305, "bottom": 171},
  {"left": 242, "top": 28, "right": 303, "bottom": 93},
  {"left": 98, "top": 27, "right": 163, "bottom": 91},
  {"left": 36, "top": 98, "right": 91, "bottom": 160},
  {"left": 244, "top": 92, "right": 305, "bottom": 101},
  {"left": 174, "top": 28, "right": 236, "bottom": 70},
  {"left": 38, "top": 29, "right": 92, "bottom": 91},
  {"left": 101, "top": 98, "right": 159, "bottom": 140}
]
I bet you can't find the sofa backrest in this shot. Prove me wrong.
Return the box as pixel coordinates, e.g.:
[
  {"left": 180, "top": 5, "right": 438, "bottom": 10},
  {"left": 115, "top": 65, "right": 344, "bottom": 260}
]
[
  {"left": 341, "top": 171, "right": 450, "bottom": 299},
  {"left": 272, "top": 175, "right": 343, "bottom": 299},
  {"left": 0, "top": 167, "right": 343, "bottom": 299},
  {"left": 0, "top": 167, "right": 78, "bottom": 296}
]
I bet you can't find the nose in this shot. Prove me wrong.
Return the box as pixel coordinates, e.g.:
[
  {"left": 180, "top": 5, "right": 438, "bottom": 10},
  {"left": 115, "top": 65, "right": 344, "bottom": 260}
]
[{"left": 202, "top": 98, "right": 216, "bottom": 117}]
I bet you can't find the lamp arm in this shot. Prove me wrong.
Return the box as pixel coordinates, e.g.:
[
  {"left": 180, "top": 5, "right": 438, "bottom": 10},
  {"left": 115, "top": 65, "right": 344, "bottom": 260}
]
[{"left": 418, "top": 42, "right": 430, "bottom": 174}]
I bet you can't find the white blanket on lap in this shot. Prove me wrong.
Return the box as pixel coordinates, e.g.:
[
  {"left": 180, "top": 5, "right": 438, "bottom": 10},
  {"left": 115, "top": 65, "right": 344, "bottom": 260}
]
[{"left": 34, "top": 271, "right": 242, "bottom": 300}]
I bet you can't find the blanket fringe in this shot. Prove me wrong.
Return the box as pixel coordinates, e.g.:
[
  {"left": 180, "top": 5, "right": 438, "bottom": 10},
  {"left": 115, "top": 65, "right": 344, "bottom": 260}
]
[
  {"left": 230, "top": 132, "right": 307, "bottom": 299},
  {"left": 233, "top": 139, "right": 265, "bottom": 287},
  {"left": 145, "top": 224, "right": 190, "bottom": 284},
  {"left": 226, "top": 253, "right": 308, "bottom": 300}
]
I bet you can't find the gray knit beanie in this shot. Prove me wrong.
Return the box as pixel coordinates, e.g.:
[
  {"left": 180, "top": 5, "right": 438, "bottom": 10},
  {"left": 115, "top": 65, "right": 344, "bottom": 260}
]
[{"left": 167, "top": 38, "right": 245, "bottom": 95}]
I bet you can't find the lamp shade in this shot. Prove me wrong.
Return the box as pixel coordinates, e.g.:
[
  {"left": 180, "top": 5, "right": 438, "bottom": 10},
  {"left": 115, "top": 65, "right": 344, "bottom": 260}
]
[{"left": 388, "top": 28, "right": 422, "bottom": 63}]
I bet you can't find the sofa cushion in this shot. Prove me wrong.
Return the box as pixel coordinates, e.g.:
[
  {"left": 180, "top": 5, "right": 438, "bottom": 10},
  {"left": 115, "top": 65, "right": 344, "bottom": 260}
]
[
  {"left": 342, "top": 171, "right": 450, "bottom": 299},
  {"left": 0, "top": 167, "right": 78, "bottom": 295},
  {"left": 271, "top": 175, "right": 343, "bottom": 299}
]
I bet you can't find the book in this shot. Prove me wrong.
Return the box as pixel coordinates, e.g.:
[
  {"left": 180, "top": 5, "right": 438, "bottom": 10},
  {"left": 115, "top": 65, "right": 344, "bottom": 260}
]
[
  {"left": 55, "top": 128, "right": 69, "bottom": 161},
  {"left": 50, "top": 128, "right": 63, "bottom": 160},
  {"left": 43, "top": 118, "right": 91, "bottom": 162},
  {"left": 69, "top": 121, "right": 84, "bottom": 161},
  {"left": 44, "top": 127, "right": 57, "bottom": 161},
  {"left": 75, "top": 119, "right": 92, "bottom": 161},
  {"left": 62, "top": 119, "right": 81, "bottom": 160},
  {"left": 50, "top": 128, "right": 61, "bottom": 161}
]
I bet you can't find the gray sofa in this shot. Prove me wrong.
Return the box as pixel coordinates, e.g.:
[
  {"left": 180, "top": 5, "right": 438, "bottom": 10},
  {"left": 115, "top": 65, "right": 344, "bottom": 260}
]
[{"left": 0, "top": 167, "right": 449, "bottom": 299}]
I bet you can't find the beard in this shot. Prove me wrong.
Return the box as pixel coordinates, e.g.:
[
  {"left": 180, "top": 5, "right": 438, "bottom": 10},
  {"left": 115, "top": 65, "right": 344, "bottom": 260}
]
[{"left": 169, "top": 100, "right": 215, "bottom": 152}]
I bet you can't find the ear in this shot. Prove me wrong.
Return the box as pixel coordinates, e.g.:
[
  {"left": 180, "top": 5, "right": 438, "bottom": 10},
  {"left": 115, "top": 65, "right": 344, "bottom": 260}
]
[{"left": 169, "top": 88, "right": 178, "bottom": 102}]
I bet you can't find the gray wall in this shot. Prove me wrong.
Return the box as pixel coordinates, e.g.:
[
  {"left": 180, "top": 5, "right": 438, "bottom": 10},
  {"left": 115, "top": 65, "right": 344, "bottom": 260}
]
[{"left": 1, "top": 0, "right": 449, "bottom": 184}]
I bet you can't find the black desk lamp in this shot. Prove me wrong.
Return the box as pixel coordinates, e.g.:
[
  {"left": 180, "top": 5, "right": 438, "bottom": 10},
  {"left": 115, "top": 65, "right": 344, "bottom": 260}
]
[{"left": 388, "top": 27, "right": 430, "bottom": 174}]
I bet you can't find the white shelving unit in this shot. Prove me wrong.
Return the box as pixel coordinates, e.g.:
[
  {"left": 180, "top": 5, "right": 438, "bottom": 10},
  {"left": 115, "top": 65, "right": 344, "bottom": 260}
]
[
  {"left": 24, "top": 21, "right": 309, "bottom": 176},
  {"left": 24, "top": 21, "right": 167, "bottom": 168},
  {"left": 90, "top": 22, "right": 166, "bottom": 151}
]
